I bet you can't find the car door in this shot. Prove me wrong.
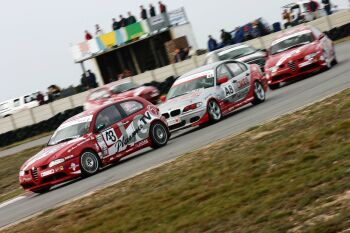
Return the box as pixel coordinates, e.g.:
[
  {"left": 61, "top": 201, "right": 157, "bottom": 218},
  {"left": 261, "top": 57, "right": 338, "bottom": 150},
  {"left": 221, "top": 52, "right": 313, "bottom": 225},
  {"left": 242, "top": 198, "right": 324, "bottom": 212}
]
[
  {"left": 94, "top": 104, "right": 124, "bottom": 158},
  {"left": 226, "top": 61, "right": 251, "bottom": 102},
  {"left": 116, "top": 100, "right": 151, "bottom": 151}
]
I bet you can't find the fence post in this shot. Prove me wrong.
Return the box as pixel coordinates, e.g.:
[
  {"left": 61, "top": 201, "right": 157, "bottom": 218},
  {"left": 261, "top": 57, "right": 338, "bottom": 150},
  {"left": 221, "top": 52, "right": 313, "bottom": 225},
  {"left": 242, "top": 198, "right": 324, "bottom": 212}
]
[
  {"left": 171, "top": 63, "right": 178, "bottom": 77},
  {"left": 325, "top": 15, "right": 333, "bottom": 31},
  {"left": 258, "top": 37, "right": 266, "bottom": 50},
  {"left": 29, "top": 108, "right": 36, "bottom": 124},
  {"left": 9, "top": 115, "right": 17, "bottom": 131}
]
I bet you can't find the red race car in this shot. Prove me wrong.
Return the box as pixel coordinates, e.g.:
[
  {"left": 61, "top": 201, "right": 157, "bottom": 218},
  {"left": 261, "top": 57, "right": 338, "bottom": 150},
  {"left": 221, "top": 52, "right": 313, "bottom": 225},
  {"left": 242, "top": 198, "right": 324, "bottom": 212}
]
[
  {"left": 265, "top": 26, "right": 337, "bottom": 89},
  {"left": 19, "top": 97, "right": 169, "bottom": 193},
  {"left": 84, "top": 80, "right": 160, "bottom": 110}
]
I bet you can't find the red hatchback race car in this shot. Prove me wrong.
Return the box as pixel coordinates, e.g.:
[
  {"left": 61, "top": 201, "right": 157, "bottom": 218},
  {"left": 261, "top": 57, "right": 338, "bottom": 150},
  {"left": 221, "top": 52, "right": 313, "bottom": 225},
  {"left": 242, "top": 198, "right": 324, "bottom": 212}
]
[
  {"left": 265, "top": 26, "right": 337, "bottom": 89},
  {"left": 19, "top": 97, "right": 169, "bottom": 193},
  {"left": 84, "top": 80, "right": 160, "bottom": 110}
]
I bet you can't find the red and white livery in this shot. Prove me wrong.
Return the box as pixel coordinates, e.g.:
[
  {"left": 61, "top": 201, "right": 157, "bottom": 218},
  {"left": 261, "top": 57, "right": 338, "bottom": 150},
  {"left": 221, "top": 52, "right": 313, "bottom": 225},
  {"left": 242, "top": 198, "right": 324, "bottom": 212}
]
[
  {"left": 265, "top": 26, "right": 337, "bottom": 89},
  {"left": 159, "top": 60, "right": 268, "bottom": 132},
  {"left": 19, "top": 97, "right": 169, "bottom": 193}
]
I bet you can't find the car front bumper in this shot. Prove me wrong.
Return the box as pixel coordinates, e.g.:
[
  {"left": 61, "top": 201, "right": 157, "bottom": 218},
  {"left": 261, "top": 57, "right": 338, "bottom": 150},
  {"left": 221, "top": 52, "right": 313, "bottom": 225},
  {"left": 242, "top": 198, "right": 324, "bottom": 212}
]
[
  {"left": 164, "top": 107, "right": 208, "bottom": 132},
  {"left": 267, "top": 56, "right": 327, "bottom": 85},
  {"left": 19, "top": 157, "right": 81, "bottom": 192}
]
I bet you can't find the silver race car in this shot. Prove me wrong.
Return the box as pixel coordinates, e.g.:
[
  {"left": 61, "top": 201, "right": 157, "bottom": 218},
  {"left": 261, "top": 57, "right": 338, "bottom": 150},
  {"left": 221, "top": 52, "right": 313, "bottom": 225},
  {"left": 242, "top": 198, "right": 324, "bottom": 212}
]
[{"left": 159, "top": 60, "right": 268, "bottom": 132}]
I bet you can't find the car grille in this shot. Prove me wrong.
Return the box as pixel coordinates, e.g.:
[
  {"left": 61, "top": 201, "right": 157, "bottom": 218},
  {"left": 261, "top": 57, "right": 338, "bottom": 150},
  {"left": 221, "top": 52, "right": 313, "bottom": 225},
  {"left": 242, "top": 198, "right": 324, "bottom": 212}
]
[
  {"left": 162, "top": 113, "right": 170, "bottom": 119},
  {"left": 31, "top": 167, "right": 38, "bottom": 181},
  {"left": 170, "top": 109, "right": 181, "bottom": 117},
  {"left": 289, "top": 61, "right": 296, "bottom": 72}
]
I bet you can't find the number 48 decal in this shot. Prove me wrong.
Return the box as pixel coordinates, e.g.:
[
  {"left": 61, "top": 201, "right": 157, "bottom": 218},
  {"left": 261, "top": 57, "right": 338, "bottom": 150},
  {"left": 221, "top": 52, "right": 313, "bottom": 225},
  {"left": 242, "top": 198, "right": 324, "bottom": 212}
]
[{"left": 102, "top": 128, "right": 118, "bottom": 146}]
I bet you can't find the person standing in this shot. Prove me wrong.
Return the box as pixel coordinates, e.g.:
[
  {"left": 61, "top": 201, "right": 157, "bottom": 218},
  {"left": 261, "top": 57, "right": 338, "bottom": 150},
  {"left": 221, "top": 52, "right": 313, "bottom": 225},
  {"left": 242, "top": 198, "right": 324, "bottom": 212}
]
[
  {"left": 140, "top": 5, "right": 148, "bottom": 20},
  {"left": 119, "top": 15, "right": 127, "bottom": 27},
  {"left": 149, "top": 4, "right": 156, "bottom": 17},
  {"left": 95, "top": 24, "right": 104, "bottom": 36},
  {"left": 221, "top": 29, "right": 232, "bottom": 46},
  {"left": 282, "top": 9, "right": 292, "bottom": 28},
  {"left": 86, "top": 70, "right": 98, "bottom": 89},
  {"left": 84, "top": 30, "right": 93, "bottom": 40},
  {"left": 308, "top": 0, "right": 320, "bottom": 20},
  {"left": 322, "top": 0, "right": 332, "bottom": 15},
  {"left": 112, "top": 18, "right": 120, "bottom": 31},
  {"left": 159, "top": 1, "right": 167, "bottom": 13},
  {"left": 207, "top": 35, "right": 218, "bottom": 52},
  {"left": 127, "top": 12, "right": 137, "bottom": 25},
  {"left": 80, "top": 73, "right": 89, "bottom": 90}
]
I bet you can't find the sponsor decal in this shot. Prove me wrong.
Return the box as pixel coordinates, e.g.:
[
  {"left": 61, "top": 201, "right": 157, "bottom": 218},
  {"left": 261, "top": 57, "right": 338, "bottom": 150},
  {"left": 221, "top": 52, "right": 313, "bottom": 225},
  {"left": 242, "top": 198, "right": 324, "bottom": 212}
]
[
  {"left": 55, "top": 166, "right": 64, "bottom": 172},
  {"left": 41, "top": 169, "right": 55, "bottom": 177},
  {"left": 64, "top": 155, "right": 74, "bottom": 160},
  {"left": 98, "top": 111, "right": 157, "bottom": 157},
  {"left": 69, "top": 163, "right": 78, "bottom": 172}
]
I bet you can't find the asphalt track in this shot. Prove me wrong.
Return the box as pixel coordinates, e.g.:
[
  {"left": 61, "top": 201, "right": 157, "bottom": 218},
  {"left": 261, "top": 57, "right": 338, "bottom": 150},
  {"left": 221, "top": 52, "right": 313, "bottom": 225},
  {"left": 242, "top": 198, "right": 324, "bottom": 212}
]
[{"left": 1, "top": 41, "right": 350, "bottom": 229}]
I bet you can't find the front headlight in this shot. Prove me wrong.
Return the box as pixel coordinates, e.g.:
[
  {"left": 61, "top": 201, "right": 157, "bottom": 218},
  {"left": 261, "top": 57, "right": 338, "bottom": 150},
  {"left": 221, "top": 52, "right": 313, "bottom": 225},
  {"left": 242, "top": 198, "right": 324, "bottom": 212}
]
[
  {"left": 269, "top": 66, "right": 279, "bottom": 73},
  {"left": 48, "top": 158, "right": 65, "bottom": 168},
  {"left": 19, "top": 170, "right": 25, "bottom": 176},
  {"left": 305, "top": 53, "right": 318, "bottom": 60},
  {"left": 183, "top": 102, "right": 203, "bottom": 112}
]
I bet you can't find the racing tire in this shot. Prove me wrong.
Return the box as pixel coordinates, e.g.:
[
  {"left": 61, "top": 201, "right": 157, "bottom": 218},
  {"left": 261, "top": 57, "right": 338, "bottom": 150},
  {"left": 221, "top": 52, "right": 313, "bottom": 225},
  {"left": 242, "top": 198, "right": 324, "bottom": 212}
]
[
  {"left": 332, "top": 57, "right": 338, "bottom": 66},
  {"left": 269, "top": 83, "right": 280, "bottom": 90},
  {"left": 80, "top": 150, "right": 101, "bottom": 177},
  {"left": 252, "top": 81, "right": 266, "bottom": 105},
  {"left": 150, "top": 122, "right": 169, "bottom": 149},
  {"left": 207, "top": 100, "right": 222, "bottom": 123},
  {"left": 32, "top": 186, "right": 51, "bottom": 194}
]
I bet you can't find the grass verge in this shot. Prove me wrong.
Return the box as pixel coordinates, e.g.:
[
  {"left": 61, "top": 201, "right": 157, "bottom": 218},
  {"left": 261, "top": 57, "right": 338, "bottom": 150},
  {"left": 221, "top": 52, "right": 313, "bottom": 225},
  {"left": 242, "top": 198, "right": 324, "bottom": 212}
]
[
  {"left": 0, "top": 147, "right": 42, "bottom": 203},
  {"left": 2, "top": 88, "right": 350, "bottom": 233}
]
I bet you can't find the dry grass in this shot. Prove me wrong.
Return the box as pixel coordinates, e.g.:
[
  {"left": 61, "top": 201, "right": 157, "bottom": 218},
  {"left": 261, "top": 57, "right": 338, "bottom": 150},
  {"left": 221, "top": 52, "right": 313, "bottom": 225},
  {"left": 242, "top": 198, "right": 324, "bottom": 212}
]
[{"left": 2, "top": 89, "right": 350, "bottom": 233}]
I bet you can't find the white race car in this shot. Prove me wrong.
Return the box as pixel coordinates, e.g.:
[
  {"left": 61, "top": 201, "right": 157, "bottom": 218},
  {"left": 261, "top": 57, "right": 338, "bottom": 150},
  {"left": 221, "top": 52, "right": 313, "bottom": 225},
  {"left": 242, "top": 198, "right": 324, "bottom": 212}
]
[{"left": 159, "top": 60, "right": 268, "bottom": 131}]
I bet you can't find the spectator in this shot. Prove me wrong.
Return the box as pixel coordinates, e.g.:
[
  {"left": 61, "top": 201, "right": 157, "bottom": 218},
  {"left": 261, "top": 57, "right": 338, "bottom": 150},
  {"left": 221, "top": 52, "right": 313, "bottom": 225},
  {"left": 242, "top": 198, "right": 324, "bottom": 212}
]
[
  {"left": 322, "top": 0, "right": 332, "bottom": 15},
  {"left": 159, "top": 1, "right": 167, "bottom": 13},
  {"left": 81, "top": 73, "right": 89, "bottom": 90},
  {"left": 174, "top": 48, "right": 188, "bottom": 63},
  {"left": 85, "top": 30, "right": 93, "bottom": 40},
  {"left": 308, "top": 0, "right": 320, "bottom": 20},
  {"left": 95, "top": 24, "right": 104, "bottom": 36},
  {"left": 127, "top": 12, "right": 137, "bottom": 25},
  {"left": 282, "top": 9, "right": 292, "bottom": 28},
  {"left": 140, "top": 5, "right": 148, "bottom": 20},
  {"left": 119, "top": 15, "right": 127, "bottom": 27},
  {"left": 112, "top": 18, "right": 120, "bottom": 31},
  {"left": 221, "top": 29, "right": 232, "bottom": 46},
  {"left": 47, "top": 85, "right": 61, "bottom": 102},
  {"left": 86, "top": 70, "right": 98, "bottom": 89},
  {"left": 149, "top": 4, "right": 156, "bottom": 17},
  {"left": 208, "top": 35, "right": 218, "bottom": 52},
  {"left": 36, "top": 92, "right": 45, "bottom": 105}
]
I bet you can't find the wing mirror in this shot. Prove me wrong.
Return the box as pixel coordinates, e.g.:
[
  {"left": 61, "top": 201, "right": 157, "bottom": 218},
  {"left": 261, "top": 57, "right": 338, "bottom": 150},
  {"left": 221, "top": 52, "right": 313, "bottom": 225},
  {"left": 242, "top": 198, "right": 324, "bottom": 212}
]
[
  {"left": 96, "top": 124, "right": 106, "bottom": 132},
  {"left": 218, "top": 76, "right": 229, "bottom": 85},
  {"left": 319, "top": 33, "right": 325, "bottom": 40},
  {"left": 160, "top": 95, "right": 167, "bottom": 103}
]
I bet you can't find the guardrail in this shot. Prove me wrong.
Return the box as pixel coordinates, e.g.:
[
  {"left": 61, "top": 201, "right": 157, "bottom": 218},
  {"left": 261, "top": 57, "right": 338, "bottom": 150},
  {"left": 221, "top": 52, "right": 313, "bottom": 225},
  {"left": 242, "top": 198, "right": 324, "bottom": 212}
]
[{"left": 0, "top": 10, "right": 349, "bottom": 135}]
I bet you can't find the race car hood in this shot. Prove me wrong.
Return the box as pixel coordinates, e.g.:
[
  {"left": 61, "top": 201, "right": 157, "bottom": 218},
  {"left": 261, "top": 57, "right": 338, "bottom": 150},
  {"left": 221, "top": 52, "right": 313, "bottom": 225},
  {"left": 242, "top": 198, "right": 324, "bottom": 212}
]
[
  {"left": 236, "top": 51, "right": 266, "bottom": 63},
  {"left": 20, "top": 137, "right": 86, "bottom": 171},
  {"left": 266, "top": 42, "right": 319, "bottom": 68},
  {"left": 159, "top": 89, "right": 205, "bottom": 113}
]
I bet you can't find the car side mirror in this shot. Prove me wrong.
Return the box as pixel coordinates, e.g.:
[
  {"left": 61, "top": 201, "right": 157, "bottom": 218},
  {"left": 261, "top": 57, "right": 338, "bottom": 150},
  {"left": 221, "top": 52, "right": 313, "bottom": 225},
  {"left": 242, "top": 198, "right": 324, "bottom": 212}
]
[
  {"left": 160, "top": 95, "right": 167, "bottom": 103},
  {"left": 218, "top": 76, "right": 229, "bottom": 85},
  {"left": 96, "top": 124, "right": 106, "bottom": 132},
  {"left": 319, "top": 34, "right": 325, "bottom": 40}
]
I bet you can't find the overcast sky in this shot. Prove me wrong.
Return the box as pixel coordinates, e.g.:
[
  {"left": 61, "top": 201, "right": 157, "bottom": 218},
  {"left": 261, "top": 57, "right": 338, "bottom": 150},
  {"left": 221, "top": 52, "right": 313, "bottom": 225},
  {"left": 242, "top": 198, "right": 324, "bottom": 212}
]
[{"left": 0, "top": 0, "right": 348, "bottom": 102}]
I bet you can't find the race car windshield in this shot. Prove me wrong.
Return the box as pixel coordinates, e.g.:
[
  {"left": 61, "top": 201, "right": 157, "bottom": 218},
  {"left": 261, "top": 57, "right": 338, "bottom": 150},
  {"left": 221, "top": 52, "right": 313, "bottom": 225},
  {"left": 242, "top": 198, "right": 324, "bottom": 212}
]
[
  {"left": 218, "top": 46, "right": 258, "bottom": 60},
  {"left": 48, "top": 121, "right": 91, "bottom": 146},
  {"left": 110, "top": 82, "right": 139, "bottom": 94},
  {"left": 167, "top": 75, "right": 214, "bottom": 100},
  {"left": 270, "top": 33, "right": 313, "bottom": 55},
  {"left": 89, "top": 89, "right": 110, "bottom": 101}
]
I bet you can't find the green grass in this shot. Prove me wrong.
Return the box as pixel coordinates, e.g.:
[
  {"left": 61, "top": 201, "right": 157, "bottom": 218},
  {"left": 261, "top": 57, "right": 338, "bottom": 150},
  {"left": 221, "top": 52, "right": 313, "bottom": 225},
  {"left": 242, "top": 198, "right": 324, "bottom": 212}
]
[
  {"left": 0, "top": 146, "right": 42, "bottom": 202},
  {"left": 2, "top": 89, "right": 350, "bottom": 233}
]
